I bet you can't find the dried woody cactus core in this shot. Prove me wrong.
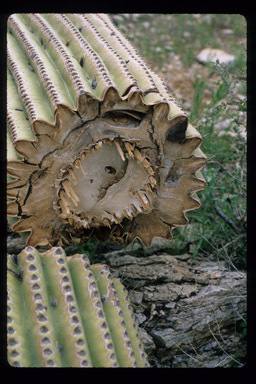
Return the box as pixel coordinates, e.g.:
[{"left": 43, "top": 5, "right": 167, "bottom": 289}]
[
  {"left": 7, "top": 13, "right": 206, "bottom": 247},
  {"left": 7, "top": 247, "right": 149, "bottom": 367}
]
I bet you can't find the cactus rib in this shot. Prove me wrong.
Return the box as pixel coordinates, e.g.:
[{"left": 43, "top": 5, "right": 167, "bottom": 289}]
[{"left": 7, "top": 248, "right": 150, "bottom": 367}]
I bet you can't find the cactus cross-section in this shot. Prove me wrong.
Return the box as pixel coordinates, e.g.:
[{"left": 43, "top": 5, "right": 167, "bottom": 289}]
[
  {"left": 7, "top": 247, "right": 149, "bottom": 367},
  {"left": 7, "top": 13, "right": 206, "bottom": 247}
]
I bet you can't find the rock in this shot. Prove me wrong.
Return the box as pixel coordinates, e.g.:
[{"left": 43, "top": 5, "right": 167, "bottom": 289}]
[
  {"left": 111, "top": 15, "right": 124, "bottom": 24},
  {"left": 137, "top": 328, "right": 155, "bottom": 351},
  {"left": 143, "top": 282, "right": 198, "bottom": 302},
  {"left": 7, "top": 234, "right": 26, "bottom": 254},
  {"left": 143, "top": 21, "right": 150, "bottom": 29},
  {"left": 183, "top": 101, "right": 192, "bottom": 111},
  {"left": 214, "top": 117, "right": 246, "bottom": 139},
  {"left": 150, "top": 237, "right": 173, "bottom": 249},
  {"left": 183, "top": 31, "right": 191, "bottom": 38},
  {"left": 151, "top": 328, "right": 194, "bottom": 348},
  {"left": 134, "top": 312, "right": 147, "bottom": 325},
  {"left": 214, "top": 118, "right": 233, "bottom": 131},
  {"left": 196, "top": 48, "right": 235, "bottom": 64},
  {"left": 222, "top": 29, "right": 234, "bottom": 35},
  {"left": 129, "top": 290, "right": 144, "bottom": 305}
]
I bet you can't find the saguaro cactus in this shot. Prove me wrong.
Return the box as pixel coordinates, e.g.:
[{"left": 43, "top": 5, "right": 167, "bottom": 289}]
[
  {"left": 7, "top": 247, "right": 149, "bottom": 367},
  {"left": 7, "top": 13, "right": 206, "bottom": 247}
]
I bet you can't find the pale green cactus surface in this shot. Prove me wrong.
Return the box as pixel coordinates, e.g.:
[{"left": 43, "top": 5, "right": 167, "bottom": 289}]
[
  {"left": 7, "top": 247, "right": 150, "bottom": 367},
  {"left": 7, "top": 13, "right": 206, "bottom": 248}
]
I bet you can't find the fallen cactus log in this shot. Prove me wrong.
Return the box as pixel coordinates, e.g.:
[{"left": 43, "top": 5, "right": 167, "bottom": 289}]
[
  {"left": 7, "top": 13, "right": 206, "bottom": 248},
  {"left": 96, "top": 245, "right": 246, "bottom": 368},
  {"left": 7, "top": 247, "right": 149, "bottom": 367}
]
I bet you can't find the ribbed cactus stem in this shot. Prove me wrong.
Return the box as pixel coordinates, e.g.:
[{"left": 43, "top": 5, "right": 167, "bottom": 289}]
[
  {"left": 7, "top": 248, "right": 150, "bottom": 367},
  {"left": 7, "top": 257, "right": 31, "bottom": 367},
  {"left": 91, "top": 264, "right": 138, "bottom": 367},
  {"left": 8, "top": 247, "right": 62, "bottom": 367},
  {"left": 66, "top": 254, "right": 119, "bottom": 367},
  {"left": 112, "top": 279, "right": 148, "bottom": 366},
  {"left": 42, "top": 248, "right": 92, "bottom": 367}
]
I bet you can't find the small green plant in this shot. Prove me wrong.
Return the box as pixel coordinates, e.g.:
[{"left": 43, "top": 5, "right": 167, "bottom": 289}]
[
  {"left": 230, "top": 316, "right": 247, "bottom": 367},
  {"left": 77, "top": 239, "right": 100, "bottom": 264},
  {"left": 114, "top": 14, "right": 246, "bottom": 71},
  {"left": 185, "top": 59, "right": 246, "bottom": 269},
  {"left": 190, "top": 77, "right": 206, "bottom": 122},
  {"left": 109, "top": 14, "right": 246, "bottom": 270}
]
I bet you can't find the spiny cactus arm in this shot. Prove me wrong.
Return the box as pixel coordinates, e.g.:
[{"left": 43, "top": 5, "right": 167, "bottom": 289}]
[
  {"left": 7, "top": 247, "right": 150, "bottom": 367},
  {"left": 7, "top": 30, "right": 54, "bottom": 125},
  {"left": 7, "top": 128, "right": 20, "bottom": 229},
  {"left": 91, "top": 264, "right": 142, "bottom": 367},
  {"left": 8, "top": 249, "right": 63, "bottom": 367},
  {"left": 7, "top": 256, "right": 32, "bottom": 367},
  {"left": 86, "top": 13, "right": 188, "bottom": 120},
  {"left": 82, "top": 14, "right": 162, "bottom": 101},
  {"left": 88, "top": 14, "right": 204, "bottom": 162},
  {"left": 66, "top": 13, "right": 142, "bottom": 98},
  {"left": 7, "top": 70, "right": 36, "bottom": 144},
  {"left": 41, "top": 13, "right": 114, "bottom": 101},
  {"left": 7, "top": 30, "right": 57, "bottom": 164},
  {"left": 112, "top": 279, "right": 149, "bottom": 367},
  {"left": 42, "top": 248, "right": 94, "bottom": 367},
  {"left": 7, "top": 13, "right": 206, "bottom": 248},
  {"left": 20, "top": 13, "right": 104, "bottom": 114},
  {"left": 66, "top": 254, "right": 119, "bottom": 367},
  {"left": 8, "top": 14, "right": 76, "bottom": 111},
  {"left": 7, "top": 128, "right": 20, "bottom": 162}
]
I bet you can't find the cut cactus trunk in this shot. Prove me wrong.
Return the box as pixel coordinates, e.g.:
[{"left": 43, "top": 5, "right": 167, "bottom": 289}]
[
  {"left": 7, "top": 13, "right": 206, "bottom": 247},
  {"left": 7, "top": 247, "right": 150, "bottom": 367}
]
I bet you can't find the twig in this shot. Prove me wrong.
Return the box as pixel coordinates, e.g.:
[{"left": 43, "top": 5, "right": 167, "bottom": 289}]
[
  {"left": 211, "top": 190, "right": 240, "bottom": 234},
  {"left": 234, "top": 310, "right": 247, "bottom": 324},
  {"left": 217, "top": 234, "right": 244, "bottom": 252},
  {"left": 214, "top": 355, "right": 230, "bottom": 367},
  {"left": 203, "top": 162, "right": 245, "bottom": 189},
  {"left": 208, "top": 324, "right": 244, "bottom": 368},
  {"left": 226, "top": 197, "right": 240, "bottom": 222},
  {"left": 222, "top": 247, "right": 245, "bottom": 274},
  {"left": 174, "top": 343, "right": 204, "bottom": 366}
]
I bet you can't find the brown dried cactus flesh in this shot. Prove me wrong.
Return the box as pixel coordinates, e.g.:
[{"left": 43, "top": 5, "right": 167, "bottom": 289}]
[{"left": 7, "top": 13, "right": 206, "bottom": 247}]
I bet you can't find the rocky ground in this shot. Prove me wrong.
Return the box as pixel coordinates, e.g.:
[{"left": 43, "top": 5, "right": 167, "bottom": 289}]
[{"left": 95, "top": 240, "right": 246, "bottom": 368}]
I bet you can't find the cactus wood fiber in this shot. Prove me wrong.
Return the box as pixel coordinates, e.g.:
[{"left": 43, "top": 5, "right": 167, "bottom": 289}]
[
  {"left": 7, "top": 13, "right": 206, "bottom": 247},
  {"left": 7, "top": 247, "right": 149, "bottom": 367}
]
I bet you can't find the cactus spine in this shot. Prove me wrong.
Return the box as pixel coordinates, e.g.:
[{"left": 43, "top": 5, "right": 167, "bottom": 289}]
[
  {"left": 7, "top": 247, "right": 150, "bottom": 367},
  {"left": 7, "top": 13, "right": 206, "bottom": 248}
]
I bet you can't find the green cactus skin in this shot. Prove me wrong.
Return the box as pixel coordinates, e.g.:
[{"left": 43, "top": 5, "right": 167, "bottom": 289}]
[{"left": 7, "top": 247, "right": 150, "bottom": 367}]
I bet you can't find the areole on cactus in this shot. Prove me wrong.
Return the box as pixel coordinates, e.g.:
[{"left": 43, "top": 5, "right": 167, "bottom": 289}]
[
  {"left": 7, "top": 247, "right": 149, "bottom": 367},
  {"left": 7, "top": 13, "right": 206, "bottom": 248}
]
